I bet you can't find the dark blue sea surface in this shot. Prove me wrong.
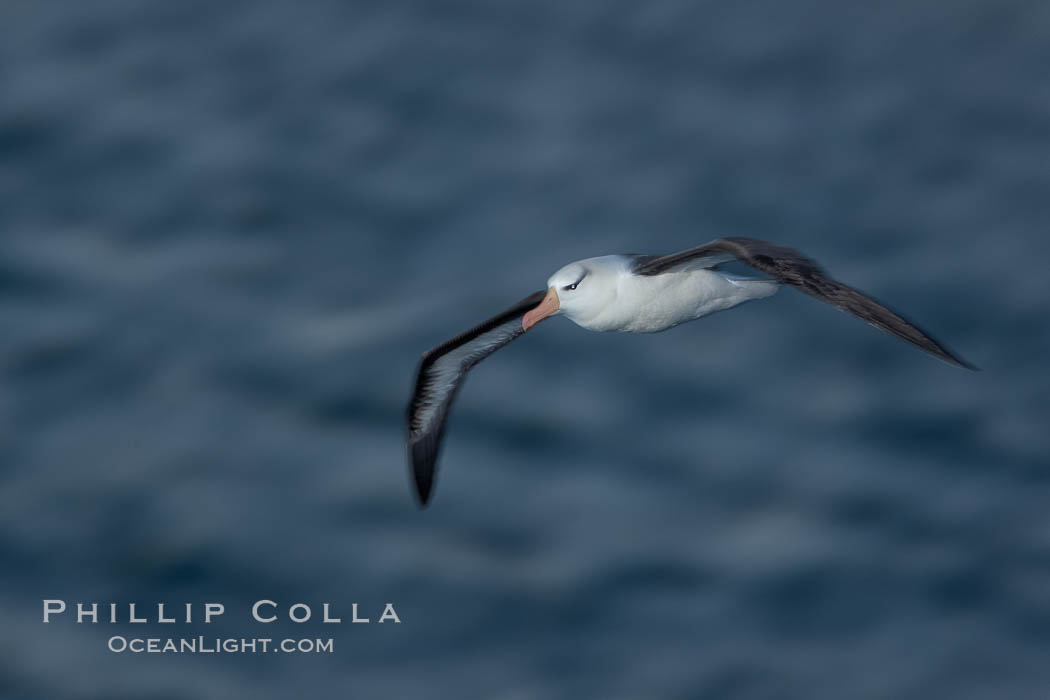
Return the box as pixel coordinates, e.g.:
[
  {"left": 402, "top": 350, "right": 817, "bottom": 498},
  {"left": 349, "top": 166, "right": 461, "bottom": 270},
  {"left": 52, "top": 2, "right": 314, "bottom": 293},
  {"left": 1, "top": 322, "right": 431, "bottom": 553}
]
[{"left": 1, "top": 1, "right": 1049, "bottom": 698}]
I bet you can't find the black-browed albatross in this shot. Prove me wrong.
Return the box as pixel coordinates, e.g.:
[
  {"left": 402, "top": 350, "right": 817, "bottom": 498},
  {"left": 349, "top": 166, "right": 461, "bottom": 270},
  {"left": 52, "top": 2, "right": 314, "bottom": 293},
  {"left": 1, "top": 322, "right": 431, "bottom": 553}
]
[{"left": 407, "top": 237, "right": 974, "bottom": 507}]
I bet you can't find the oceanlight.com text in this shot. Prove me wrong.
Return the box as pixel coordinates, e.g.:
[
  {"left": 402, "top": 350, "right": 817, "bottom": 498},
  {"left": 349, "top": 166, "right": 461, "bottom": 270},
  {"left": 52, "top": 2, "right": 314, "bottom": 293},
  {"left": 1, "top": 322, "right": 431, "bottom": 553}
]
[{"left": 107, "top": 636, "right": 334, "bottom": 654}]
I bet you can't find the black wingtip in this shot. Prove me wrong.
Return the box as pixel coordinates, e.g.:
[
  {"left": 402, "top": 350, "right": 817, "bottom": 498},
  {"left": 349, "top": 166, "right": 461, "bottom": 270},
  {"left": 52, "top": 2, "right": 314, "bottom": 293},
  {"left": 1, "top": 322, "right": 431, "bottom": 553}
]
[
  {"left": 411, "top": 441, "right": 436, "bottom": 509},
  {"left": 414, "top": 480, "right": 433, "bottom": 509},
  {"left": 930, "top": 345, "right": 979, "bottom": 372}
]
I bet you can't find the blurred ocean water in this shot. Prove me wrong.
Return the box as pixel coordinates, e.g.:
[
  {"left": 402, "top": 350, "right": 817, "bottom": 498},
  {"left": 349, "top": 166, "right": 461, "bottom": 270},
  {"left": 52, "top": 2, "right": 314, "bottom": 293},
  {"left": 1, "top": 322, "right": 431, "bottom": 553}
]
[{"left": 1, "top": 1, "right": 1049, "bottom": 698}]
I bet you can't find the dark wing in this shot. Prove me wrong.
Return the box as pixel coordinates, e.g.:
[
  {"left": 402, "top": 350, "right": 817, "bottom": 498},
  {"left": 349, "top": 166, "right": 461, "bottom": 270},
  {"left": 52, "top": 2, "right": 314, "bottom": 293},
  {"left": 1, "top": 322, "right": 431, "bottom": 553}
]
[
  {"left": 633, "top": 237, "right": 976, "bottom": 370},
  {"left": 407, "top": 290, "right": 547, "bottom": 507}
]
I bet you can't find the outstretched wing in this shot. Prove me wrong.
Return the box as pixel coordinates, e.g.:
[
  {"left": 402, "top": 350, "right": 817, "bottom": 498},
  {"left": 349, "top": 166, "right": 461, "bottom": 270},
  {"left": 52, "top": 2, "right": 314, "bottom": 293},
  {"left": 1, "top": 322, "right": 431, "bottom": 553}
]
[
  {"left": 633, "top": 237, "right": 976, "bottom": 370},
  {"left": 407, "top": 290, "right": 547, "bottom": 507}
]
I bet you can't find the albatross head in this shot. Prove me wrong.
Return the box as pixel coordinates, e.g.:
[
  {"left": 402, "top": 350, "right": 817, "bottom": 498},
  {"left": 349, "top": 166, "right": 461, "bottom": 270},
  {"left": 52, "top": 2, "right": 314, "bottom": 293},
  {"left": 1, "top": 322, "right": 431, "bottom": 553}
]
[{"left": 522, "top": 256, "right": 622, "bottom": 331}]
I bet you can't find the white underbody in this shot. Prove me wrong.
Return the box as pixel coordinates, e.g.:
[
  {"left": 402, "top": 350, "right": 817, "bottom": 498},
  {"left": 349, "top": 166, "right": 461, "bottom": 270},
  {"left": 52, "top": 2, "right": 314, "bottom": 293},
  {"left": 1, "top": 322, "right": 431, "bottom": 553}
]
[{"left": 558, "top": 256, "right": 778, "bottom": 333}]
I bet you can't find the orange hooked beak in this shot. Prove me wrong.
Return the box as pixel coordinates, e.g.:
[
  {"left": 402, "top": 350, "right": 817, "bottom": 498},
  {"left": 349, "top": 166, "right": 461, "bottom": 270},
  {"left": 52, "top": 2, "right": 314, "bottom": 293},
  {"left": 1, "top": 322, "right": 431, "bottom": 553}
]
[{"left": 522, "top": 287, "right": 559, "bottom": 331}]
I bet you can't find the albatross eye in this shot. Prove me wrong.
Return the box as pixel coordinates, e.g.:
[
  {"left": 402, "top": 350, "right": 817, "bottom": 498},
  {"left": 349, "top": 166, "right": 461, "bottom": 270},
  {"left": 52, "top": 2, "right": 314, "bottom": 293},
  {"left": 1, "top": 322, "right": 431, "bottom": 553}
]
[{"left": 563, "top": 283, "right": 578, "bottom": 291}]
